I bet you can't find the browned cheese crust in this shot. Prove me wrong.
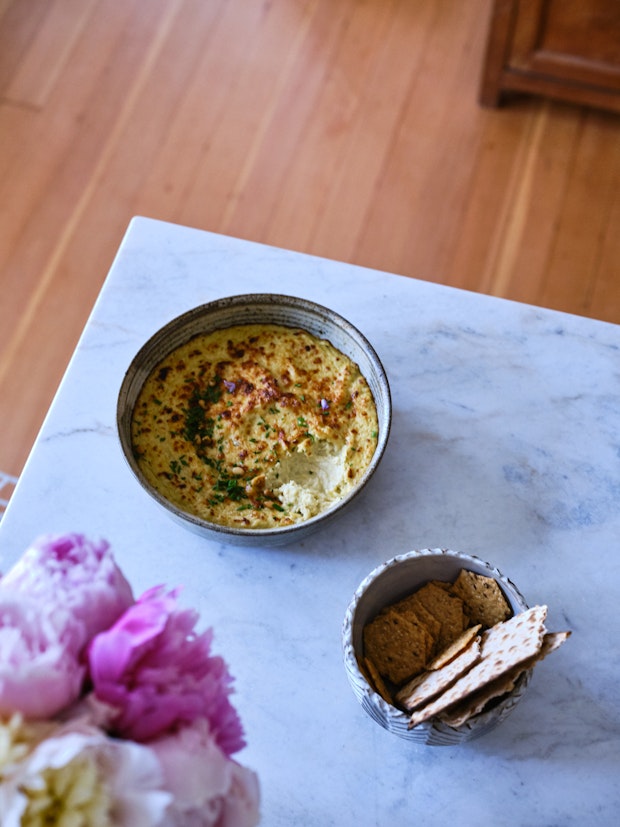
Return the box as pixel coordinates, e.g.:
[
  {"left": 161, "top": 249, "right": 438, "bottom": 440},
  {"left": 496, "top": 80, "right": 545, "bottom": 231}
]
[{"left": 131, "top": 324, "right": 378, "bottom": 528}]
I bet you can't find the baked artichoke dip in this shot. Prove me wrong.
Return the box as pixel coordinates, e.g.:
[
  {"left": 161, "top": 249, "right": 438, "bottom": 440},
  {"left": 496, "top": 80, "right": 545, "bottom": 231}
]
[{"left": 131, "top": 323, "right": 379, "bottom": 529}]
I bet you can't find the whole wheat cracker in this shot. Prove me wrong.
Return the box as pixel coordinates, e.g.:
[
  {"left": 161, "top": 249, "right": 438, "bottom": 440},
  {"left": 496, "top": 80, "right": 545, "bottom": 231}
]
[
  {"left": 363, "top": 656, "right": 394, "bottom": 705},
  {"left": 405, "top": 582, "right": 468, "bottom": 651},
  {"left": 450, "top": 569, "right": 512, "bottom": 628},
  {"left": 363, "top": 607, "right": 434, "bottom": 684},
  {"left": 392, "top": 595, "right": 442, "bottom": 644}
]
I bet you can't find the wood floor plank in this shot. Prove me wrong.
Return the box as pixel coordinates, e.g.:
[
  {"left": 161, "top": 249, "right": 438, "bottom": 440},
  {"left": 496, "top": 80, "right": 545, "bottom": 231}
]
[
  {"left": 177, "top": 0, "right": 325, "bottom": 235},
  {"left": 589, "top": 171, "right": 620, "bottom": 324},
  {"left": 258, "top": 0, "right": 398, "bottom": 254},
  {"left": 0, "top": 0, "right": 17, "bottom": 22},
  {"left": 0, "top": 0, "right": 186, "bottom": 474},
  {"left": 538, "top": 109, "right": 620, "bottom": 318},
  {"left": 446, "top": 101, "right": 549, "bottom": 296},
  {"left": 132, "top": 0, "right": 272, "bottom": 226},
  {"left": 0, "top": 0, "right": 48, "bottom": 97},
  {"left": 353, "top": 0, "right": 488, "bottom": 280},
  {"left": 223, "top": 0, "right": 355, "bottom": 244},
  {"left": 308, "top": 0, "right": 431, "bottom": 262},
  {"left": 486, "top": 103, "right": 583, "bottom": 306},
  {"left": 0, "top": 0, "right": 178, "bottom": 344},
  {"left": 0, "top": 0, "right": 619, "bottom": 479},
  {"left": 3, "top": 0, "right": 98, "bottom": 108}
]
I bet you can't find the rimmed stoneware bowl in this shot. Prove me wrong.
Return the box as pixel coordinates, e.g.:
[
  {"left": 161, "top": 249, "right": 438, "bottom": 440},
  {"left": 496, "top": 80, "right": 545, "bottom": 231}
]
[
  {"left": 342, "top": 548, "right": 531, "bottom": 745},
  {"left": 117, "top": 293, "right": 391, "bottom": 547}
]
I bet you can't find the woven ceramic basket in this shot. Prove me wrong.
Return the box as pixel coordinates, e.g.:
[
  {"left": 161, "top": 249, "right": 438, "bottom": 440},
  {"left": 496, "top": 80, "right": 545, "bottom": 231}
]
[{"left": 342, "top": 548, "right": 532, "bottom": 745}]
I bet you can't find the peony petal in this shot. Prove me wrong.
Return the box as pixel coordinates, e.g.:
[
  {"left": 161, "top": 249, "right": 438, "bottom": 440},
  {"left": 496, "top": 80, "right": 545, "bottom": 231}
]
[
  {"left": 0, "top": 594, "right": 84, "bottom": 719},
  {"left": 1, "top": 534, "right": 134, "bottom": 653},
  {"left": 87, "top": 589, "right": 245, "bottom": 752},
  {"left": 149, "top": 720, "right": 260, "bottom": 827},
  {"left": 218, "top": 762, "right": 261, "bottom": 827},
  {"left": 0, "top": 726, "right": 171, "bottom": 827}
]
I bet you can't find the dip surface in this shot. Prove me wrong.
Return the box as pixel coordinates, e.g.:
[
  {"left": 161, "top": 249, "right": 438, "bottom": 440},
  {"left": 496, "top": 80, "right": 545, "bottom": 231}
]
[{"left": 131, "top": 323, "right": 379, "bottom": 528}]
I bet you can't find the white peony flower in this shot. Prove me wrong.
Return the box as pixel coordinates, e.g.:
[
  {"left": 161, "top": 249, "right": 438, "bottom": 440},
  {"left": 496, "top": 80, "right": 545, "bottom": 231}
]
[
  {"left": 0, "top": 724, "right": 171, "bottom": 827},
  {"left": 0, "top": 714, "right": 56, "bottom": 781}
]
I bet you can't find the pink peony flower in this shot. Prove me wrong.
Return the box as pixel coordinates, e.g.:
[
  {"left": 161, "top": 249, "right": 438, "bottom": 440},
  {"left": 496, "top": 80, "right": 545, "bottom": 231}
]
[
  {"left": 0, "top": 722, "right": 171, "bottom": 827},
  {"left": 1, "top": 533, "right": 134, "bottom": 651},
  {"left": 150, "top": 719, "right": 260, "bottom": 827},
  {"left": 87, "top": 587, "right": 245, "bottom": 755},
  {"left": 0, "top": 593, "right": 85, "bottom": 718}
]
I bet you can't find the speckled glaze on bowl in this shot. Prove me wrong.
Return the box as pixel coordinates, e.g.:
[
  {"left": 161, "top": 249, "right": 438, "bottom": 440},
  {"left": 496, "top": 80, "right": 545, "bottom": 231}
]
[
  {"left": 342, "top": 548, "right": 532, "bottom": 745},
  {"left": 117, "top": 293, "right": 391, "bottom": 546}
]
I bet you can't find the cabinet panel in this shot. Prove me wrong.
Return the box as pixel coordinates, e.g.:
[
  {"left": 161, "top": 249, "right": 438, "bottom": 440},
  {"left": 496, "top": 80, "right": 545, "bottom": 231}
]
[{"left": 480, "top": 0, "right": 620, "bottom": 112}]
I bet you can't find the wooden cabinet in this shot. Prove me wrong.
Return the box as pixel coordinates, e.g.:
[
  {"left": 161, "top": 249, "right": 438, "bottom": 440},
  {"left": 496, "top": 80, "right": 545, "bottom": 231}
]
[{"left": 480, "top": 0, "right": 620, "bottom": 113}]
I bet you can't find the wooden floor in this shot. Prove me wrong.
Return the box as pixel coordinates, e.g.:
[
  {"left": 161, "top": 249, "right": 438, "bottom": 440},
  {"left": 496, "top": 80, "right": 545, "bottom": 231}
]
[{"left": 1, "top": 0, "right": 619, "bottom": 480}]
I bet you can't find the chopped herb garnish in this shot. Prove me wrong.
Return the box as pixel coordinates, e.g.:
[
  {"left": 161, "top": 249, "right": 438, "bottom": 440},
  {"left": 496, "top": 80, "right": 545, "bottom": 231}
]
[
  {"left": 213, "top": 474, "right": 248, "bottom": 503},
  {"left": 183, "top": 378, "right": 228, "bottom": 447}
]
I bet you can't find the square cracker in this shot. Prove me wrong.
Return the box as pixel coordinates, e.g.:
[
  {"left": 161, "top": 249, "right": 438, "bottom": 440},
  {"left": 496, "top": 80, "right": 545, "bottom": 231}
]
[
  {"left": 408, "top": 605, "right": 548, "bottom": 727},
  {"left": 363, "top": 607, "right": 434, "bottom": 684},
  {"left": 450, "top": 569, "right": 512, "bottom": 628},
  {"left": 392, "top": 595, "right": 442, "bottom": 644},
  {"left": 402, "top": 582, "right": 468, "bottom": 652}
]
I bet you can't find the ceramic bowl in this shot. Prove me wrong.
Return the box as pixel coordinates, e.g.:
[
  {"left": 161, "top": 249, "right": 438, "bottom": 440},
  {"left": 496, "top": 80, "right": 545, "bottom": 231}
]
[
  {"left": 342, "top": 548, "right": 531, "bottom": 745},
  {"left": 117, "top": 293, "right": 391, "bottom": 546}
]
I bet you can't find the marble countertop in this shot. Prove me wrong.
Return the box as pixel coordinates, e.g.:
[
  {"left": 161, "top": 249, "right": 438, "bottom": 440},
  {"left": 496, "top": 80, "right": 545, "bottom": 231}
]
[{"left": 1, "top": 217, "right": 619, "bottom": 825}]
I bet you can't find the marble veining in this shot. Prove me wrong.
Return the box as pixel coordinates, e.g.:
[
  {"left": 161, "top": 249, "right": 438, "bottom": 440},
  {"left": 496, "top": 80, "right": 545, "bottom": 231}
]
[{"left": 1, "top": 217, "right": 619, "bottom": 825}]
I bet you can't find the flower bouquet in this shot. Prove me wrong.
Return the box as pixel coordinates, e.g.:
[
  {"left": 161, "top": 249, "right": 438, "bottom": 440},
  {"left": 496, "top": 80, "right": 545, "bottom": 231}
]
[{"left": 0, "top": 534, "right": 260, "bottom": 826}]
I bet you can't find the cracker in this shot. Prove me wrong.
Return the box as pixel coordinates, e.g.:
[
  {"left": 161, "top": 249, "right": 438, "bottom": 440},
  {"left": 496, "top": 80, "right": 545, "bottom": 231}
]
[
  {"left": 438, "top": 666, "right": 522, "bottom": 727},
  {"left": 396, "top": 635, "right": 482, "bottom": 712},
  {"left": 439, "top": 630, "right": 570, "bottom": 727},
  {"left": 363, "top": 607, "right": 434, "bottom": 684},
  {"left": 392, "top": 594, "right": 442, "bottom": 653},
  {"left": 450, "top": 569, "right": 512, "bottom": 628},
  {"left": 406, "top": 582, "right": 468, "bottom": 651},
  {"left": 428, "top": 579, "right": 452, "bottom": 590},
  {"left": 407, "top": 605, "right": 548, "bottom": 727},
  {"left": 427, "top": 624, "right": 481, "bottom": 671},
  {"left": 363, "top": 656, "right": 394, "bottom": 705},
  {"left": 536, "top": 629, "right": 571, "bottom": 655}
]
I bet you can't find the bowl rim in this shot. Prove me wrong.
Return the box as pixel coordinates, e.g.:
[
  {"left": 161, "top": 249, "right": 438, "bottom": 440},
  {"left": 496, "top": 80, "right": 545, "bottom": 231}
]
[
  {"left": 342, "top": 548, "right": 531, "bottom": 742},
  {"left": 116, "top": 292, "right": 392, "bottom": 542}
]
